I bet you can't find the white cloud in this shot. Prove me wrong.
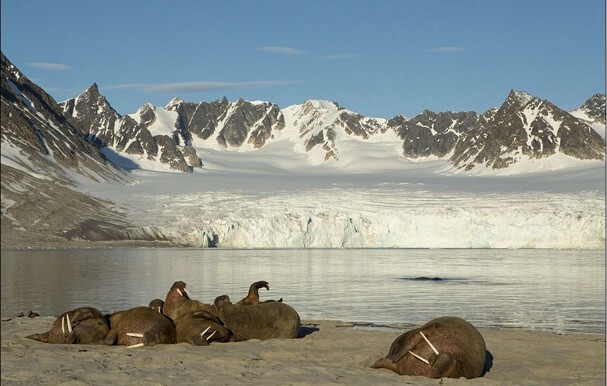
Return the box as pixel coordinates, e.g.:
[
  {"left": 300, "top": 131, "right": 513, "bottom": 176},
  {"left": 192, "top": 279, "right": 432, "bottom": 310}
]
[
  {"left": 27, "top": 62, "right": 73, "bottom": 70},
  {"left": 109, "top": 80, "right": 299, "bottom": 93},
  {"left": 258, "top": 46, "right": 306, "bottom": 55}
]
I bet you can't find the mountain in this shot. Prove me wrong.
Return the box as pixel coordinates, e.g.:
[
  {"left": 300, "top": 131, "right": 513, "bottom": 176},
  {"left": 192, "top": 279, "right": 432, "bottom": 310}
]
[
  {"left": 450, "top": 90, "right": 606, "bottom": 171},
  {"left": 63, "top": 83, "right": 604, "bottom": 173},
  {"left": 64, "top": 86, "right": 605, "bottom": 174},
  {"left": 61, "top": 85, "right": 202, "bottom": 173},
  {"left": 0, "top": 52, "right": 135, "bottom": 247}
]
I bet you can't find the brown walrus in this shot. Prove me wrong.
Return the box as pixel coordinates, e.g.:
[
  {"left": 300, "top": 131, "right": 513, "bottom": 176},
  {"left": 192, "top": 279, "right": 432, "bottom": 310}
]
[
  {"left": 103, "top": 306, "right": 176, "bottom": 347},
  {"left": 174, "top": 309, "right": 232, "bottom": 345},
  {"left": 214, "top": 295, "right": 300, "bottom": 341},
  {"left": 163, "top": 281, "right": 217, "bottom": 321},
  {"left": 235, "top": 281, "right": 283, "bottom": 306},
  {"left": 371, "top": 316, "right": 487, "bottom": 379},
  {"left": 26, "top": 307, "right": 109, "bottom": 344}
]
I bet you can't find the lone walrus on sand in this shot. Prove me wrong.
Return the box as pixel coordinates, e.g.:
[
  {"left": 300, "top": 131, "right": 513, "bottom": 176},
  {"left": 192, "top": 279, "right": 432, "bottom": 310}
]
[
  {"left": 26, "top": 307, "right": 109, "bottom": 344},
  {"left": 371, "top": 316, "right": 487, "bottom": 379},
  {"left": 214, "top": 295, "right": 300, "bottom": 341}
]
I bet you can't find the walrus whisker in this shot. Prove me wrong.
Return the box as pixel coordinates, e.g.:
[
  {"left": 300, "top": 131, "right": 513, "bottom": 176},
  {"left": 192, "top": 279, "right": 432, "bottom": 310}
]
[
  {"left": 420, "top": 331, "right": 439, "bottom": 355},
  {"left": 126, "top": 333, "right": 144, "bottom": 338},
  {"left": 176, "top": 288, "right": 183, "bottom": 297},
  {"left": 127, "top": 343, "right": 145, "bottom": 348},
  {"left": 206, "top": 330, "right": 216, "bottom": 341},
  {"left": 66, "top": 314, "right": 72, "bottom": 333},
  {"left": 61, "top": 316, "right": 65, "bottom": 334},
  {"left": 408, "top": 350, "right": 430, "bottom": 364}
]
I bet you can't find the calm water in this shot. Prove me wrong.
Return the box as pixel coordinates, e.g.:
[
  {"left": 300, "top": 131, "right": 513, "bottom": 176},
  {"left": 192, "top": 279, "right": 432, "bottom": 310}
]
[{"left": 1, "top": 248, "right": 604, "bottom": 334}]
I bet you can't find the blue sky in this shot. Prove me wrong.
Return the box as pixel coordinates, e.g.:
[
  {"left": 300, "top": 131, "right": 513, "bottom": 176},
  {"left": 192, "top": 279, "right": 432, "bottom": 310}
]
[{"left": 1, "top": 0, "right": 605, "bottom": 118}]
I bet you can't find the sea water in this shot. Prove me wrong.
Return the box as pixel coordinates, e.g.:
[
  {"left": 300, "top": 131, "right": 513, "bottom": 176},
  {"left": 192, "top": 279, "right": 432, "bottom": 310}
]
[{"left": 1, "top": 248, "right": 604, "bottom": 334}]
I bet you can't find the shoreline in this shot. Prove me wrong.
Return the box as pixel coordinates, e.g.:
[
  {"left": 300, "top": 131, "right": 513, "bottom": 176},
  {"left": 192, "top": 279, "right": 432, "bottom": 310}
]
[{"left": 2, "top": 316, "right": 605, "bottom": 385}]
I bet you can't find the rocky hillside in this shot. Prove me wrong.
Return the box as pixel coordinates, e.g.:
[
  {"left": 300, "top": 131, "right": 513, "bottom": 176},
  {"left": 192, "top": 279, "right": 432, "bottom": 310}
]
[
  {"left": 1, "top": 52, "right": 135, "bottom": 247},
  {"left": 63, "top": 84, "right": 605, "bottom": 173}
]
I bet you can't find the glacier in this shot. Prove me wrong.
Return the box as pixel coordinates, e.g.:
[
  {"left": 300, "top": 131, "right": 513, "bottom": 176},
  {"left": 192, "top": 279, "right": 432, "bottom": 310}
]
[{"left": 81, "top": 147, "right": 606, "bottom": 249}]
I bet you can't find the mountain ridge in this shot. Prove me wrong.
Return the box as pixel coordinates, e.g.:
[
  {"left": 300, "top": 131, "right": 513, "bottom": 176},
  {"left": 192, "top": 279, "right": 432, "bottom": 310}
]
[{"left": 61, "top": 84, "right": 605, "bottom": 173}]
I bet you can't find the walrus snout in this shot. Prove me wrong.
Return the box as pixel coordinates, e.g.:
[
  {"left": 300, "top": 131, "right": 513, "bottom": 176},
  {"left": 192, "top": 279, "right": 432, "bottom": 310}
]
[{"left": 170, "top": 281, "right": 191, "bottom": 298}]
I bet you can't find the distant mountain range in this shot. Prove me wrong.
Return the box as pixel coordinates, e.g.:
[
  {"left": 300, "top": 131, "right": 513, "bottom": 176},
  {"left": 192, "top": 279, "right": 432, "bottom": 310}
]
[
  {"left": 1, "top": 50, "right": 605, "bottom": 247},
  {"left": 58, "top": 77, "right": 606, "bottom": 174}
]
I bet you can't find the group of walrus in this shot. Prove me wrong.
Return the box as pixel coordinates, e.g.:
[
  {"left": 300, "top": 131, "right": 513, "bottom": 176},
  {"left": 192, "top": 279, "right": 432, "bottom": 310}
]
[{"left": 26, "top": 280, "right": 488, "bottom": 380}]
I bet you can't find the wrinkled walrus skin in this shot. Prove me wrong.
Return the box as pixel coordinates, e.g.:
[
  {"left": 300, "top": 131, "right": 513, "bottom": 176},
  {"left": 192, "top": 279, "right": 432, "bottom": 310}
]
[
  {"left": 371, "top": 316, "right": 486, "bottom": 379},
  {"left": 26, "top": 307, "right": 109, "bottom": 344},
  {"left": 214, "top": 295, "right": 300, "bottom": 341},
  {"left": 103, "top": 307, "right": 176, "bottom": 346}
]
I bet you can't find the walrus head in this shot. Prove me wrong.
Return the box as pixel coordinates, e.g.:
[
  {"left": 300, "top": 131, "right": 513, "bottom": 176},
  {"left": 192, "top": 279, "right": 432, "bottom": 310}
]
[
  {"left": 169, "top": 281, "right": 191, "bottom": 299},
  {"left": 149, "top": 299, "right": 165, "bottom": 314},
  {"left": 214, "top": 295, "right": 234, "bottom": 311}
]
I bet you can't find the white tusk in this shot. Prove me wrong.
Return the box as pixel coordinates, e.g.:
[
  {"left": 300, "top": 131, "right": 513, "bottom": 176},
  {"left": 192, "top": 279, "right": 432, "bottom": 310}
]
[
  {"left": 127, "top": 343, "right": 145, "bottom": 349},
  {"left": 127, "top": 333, "right": 144, "bottom": 338},
  {"left": 183, "top": 288, "right": 191, "bottom": 297},
  {"left": 206, "top": 330, "right": 216, "bottom": 341},
  {"left": 61, "top": 316, "right": 65, "bottom": 334},
  {"left": 420, "top": 331, "right": 439, "bottom": 355},
  {"left": 66, "top": 314, "right": 72, "bottom": 333},
  {"left": 200, "top": 325, "right": 211, "bottom": 338},
  {"left": 409, "top": 350, "right": 430, "bottom": 365},
  {"left": 176, "top": 288, "right": 183, "bottom": 296}
]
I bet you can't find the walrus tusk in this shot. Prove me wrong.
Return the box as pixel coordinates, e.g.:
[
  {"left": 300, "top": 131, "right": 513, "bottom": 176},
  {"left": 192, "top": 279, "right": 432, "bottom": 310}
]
[
  {"left": 200, "top": 326, "right": 212, "bottom": 338},
  {"left": 176, "top": 288, "right": 183, "bottom": 296},
  {"left": 420, "top": 331, "right": 439, "bottom": 355},
  {"left": 183, "top": 287, "right": 191, "bottom": 297},
  {"left": 61, "top": 316, "right": 65, "bottom": 334},
  {"left": 206, "top": 330, "right": 216, "bottom": 341},
  {"left": 66, "top": 314, "right": 72, "bottom": 333},
  {"left": 409, "top": 350, "right": 430, "bottom": 364},
  {"left": 127, "top": 343, "right": 145, "bottom": 348},
  {"left": 127, "top": 333, "right": 144, "bottom": 338}
]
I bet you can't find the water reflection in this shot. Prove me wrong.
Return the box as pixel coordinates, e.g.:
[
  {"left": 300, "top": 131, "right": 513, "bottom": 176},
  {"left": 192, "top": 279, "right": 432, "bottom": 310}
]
[{"left": 1, "top": 248, "right": 604, "bottom": 334}]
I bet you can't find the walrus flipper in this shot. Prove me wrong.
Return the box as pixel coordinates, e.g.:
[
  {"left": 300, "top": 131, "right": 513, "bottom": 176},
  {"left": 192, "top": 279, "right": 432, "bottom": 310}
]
[
  {"left": 25, "top": 331, "right": 50, "bottom": 343},
  {"left": 236, "top": 281, "right": 270, "bottom": 306},
  {"left": 191, "top": 310, "right": 223, "bottom": 325}
]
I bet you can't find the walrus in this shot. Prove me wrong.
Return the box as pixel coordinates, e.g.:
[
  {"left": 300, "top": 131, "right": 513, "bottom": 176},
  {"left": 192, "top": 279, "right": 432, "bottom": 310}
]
[
  {"left": 174, "top": 309, "right": 232, "bottom": 345},
  {"left": 163, "top": 281, "right": 217, "bottom": 321},
  {"left": 26, "top": 307, "right": 109, "bottom": 344},
  {"left": 371, "top": 316, "right": 486, "bottom": 379},
  {"left": 235, "top": 281, "right": 283, "bottom": 306},
  {"left": 149, "top": 299, "right": 164, "bottom": 314},
  {"left": 103, "top": 306, "right": 176, "bottom": 347},
  {"left": 214, "top": 295, "right": 300, "bottom": 341}
]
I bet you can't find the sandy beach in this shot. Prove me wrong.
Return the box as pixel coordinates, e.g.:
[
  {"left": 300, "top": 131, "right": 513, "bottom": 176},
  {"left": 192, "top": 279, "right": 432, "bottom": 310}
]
[{"left": 1, "top": 315, "right": 604, "bottom": 386}]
